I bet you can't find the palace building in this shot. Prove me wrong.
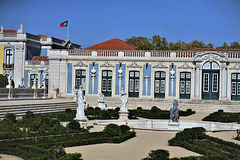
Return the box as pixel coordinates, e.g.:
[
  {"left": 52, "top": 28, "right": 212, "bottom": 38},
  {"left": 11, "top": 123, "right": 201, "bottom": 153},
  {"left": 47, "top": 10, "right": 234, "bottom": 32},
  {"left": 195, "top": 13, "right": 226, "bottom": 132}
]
[
  {"left": 0, "top": 24, "right": 81, "bottom": 89},
  {"left": 1, "top": 25, "right": 240, "bottom": 102},
  {"left": 48, "top": 38, "right": 240, "bottom": 101}
]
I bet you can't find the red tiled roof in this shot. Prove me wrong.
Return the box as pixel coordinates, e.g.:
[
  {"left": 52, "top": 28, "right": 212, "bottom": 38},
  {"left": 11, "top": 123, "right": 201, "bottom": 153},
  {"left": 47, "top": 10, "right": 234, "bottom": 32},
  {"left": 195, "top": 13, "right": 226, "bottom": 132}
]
[
  {"left": 1, "top": 30, "right": 17, "bottom": 33},
  {"left": 84, "top": 38, "right": 140, "bottom": 50},
  {"left": 189, "top": 48, "right": 240, "bottom": 51},
  {"left": 31, "top": 56, "right": 48, "bottom": 61},
  {"left": 36, "top": 34, "right": 47, "bottom": 37}
]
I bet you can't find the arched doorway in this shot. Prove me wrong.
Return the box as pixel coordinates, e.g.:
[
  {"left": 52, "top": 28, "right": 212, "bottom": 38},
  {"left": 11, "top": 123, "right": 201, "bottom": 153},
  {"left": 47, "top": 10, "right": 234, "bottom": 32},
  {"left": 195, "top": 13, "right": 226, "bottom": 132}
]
[{"left": 202, "top": 61, "right": 220, "bottom": 100}]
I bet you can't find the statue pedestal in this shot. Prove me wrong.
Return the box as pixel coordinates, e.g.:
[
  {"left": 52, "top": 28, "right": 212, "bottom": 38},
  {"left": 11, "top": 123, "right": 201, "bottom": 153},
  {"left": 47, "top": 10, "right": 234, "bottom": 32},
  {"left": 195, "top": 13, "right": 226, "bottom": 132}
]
[
  {"left": 118, "top": 110, "right": 129, "bottom": 121},
  {"left": 168, "top": 122, "right": 180, "bottom": 130},
  {"left": 74, "top": 117, "right": 88, "bottom": 129}
]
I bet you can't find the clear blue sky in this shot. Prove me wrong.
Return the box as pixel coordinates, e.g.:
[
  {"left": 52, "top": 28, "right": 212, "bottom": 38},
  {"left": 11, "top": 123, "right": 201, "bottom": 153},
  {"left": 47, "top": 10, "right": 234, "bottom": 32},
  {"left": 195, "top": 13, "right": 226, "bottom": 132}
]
[{"left": 1, "top": 0, "right": 240, "bottom": 48}]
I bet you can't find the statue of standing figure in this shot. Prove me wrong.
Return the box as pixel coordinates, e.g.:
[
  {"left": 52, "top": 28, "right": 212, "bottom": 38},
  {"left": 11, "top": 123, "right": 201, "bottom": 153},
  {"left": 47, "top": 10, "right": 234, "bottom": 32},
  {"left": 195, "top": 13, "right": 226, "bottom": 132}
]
[
  {"left": 6, "top": 72, "right": 13, "bottom": 88},
  {"left": 75, "top": 88, "right": 87, "bottom": 119},
  {"left": 169, "top": 100, "right": 179, "bottom": 122},
  {"left": 98, "top": 92, "right": 106, "bottom": 109},
  {"left": 120, "top": 88, "right": 128, "bottom": 112}
]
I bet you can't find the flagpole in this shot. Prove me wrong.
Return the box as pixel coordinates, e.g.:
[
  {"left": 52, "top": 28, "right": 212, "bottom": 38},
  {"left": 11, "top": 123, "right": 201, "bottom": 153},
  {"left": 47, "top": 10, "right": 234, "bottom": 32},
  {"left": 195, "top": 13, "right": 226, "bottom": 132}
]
[{"left": 67, "top": 20, "right": 69, "bottom": 40}]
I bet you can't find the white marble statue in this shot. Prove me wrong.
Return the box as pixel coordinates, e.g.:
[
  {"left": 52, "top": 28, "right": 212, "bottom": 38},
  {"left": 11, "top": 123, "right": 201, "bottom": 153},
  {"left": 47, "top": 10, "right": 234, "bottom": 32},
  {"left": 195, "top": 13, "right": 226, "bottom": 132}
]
[
  {"left": 75, "top": 88, "right": 87, "bottom": 119},
  {"left": 120, "top": 88, "right": 128, "bottom": 112},
  {"left": 98, "top": 92, "right": 106, "bottom": 109},
  {"left": 6, "top": 73, "right": 12, "bottom": 88},
  {"left": 17, "top": 24, "right": 23, "bottom": 33},
  {"left": 1, "top": 25, "right": 3, "bottom": 33}
]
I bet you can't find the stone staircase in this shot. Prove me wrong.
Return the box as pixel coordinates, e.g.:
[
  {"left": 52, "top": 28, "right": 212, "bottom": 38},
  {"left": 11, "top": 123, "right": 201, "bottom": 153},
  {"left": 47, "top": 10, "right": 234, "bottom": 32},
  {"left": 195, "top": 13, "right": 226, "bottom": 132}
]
[{"left": 0, "top": 102, "right": 77, "bottom": 118}]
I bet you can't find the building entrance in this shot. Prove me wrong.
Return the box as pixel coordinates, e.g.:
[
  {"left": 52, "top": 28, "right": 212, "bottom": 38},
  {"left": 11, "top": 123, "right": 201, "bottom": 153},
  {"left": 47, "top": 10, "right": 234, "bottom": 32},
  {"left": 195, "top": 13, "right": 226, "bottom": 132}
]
[{"left": 202, "top": 62, "right": 220, "bottom": 100}]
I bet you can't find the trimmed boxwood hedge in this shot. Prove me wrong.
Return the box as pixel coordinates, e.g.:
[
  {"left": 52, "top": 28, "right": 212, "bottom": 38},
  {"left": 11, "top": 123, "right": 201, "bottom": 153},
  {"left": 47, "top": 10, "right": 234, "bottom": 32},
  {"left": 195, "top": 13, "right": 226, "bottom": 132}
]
[
  {"left": 129, "top": 107, "right": 195, "bottom": 119},
  {"left": 202, "top": 110, "right": 240, "bottom": 123},
  {"left": 167, "top": 127, "right": 240, "bottom": 160}
]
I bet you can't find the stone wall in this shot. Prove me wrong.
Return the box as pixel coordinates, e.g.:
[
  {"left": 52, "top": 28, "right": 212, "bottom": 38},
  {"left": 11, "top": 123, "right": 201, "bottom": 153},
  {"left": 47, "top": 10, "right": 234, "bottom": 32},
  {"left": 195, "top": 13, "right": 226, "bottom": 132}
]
[{"left": 0, "top": 88, "right": 46, "bottom": 99}]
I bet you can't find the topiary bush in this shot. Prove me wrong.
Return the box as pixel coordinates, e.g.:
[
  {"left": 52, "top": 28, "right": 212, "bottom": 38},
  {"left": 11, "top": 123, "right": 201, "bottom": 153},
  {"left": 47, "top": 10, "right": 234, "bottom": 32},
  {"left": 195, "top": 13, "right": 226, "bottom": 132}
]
[
  {"left": 5, "top": 113, "right": 17, "bottom": 123},
  {"left": 142, "top": 149, "right": 170, "bottom": 160},
  {"left": 66, "top": 120, "right": 80, "bottom": 132},
  {"left": 151, "top": 106, "right": 160, "bottom": 113}
]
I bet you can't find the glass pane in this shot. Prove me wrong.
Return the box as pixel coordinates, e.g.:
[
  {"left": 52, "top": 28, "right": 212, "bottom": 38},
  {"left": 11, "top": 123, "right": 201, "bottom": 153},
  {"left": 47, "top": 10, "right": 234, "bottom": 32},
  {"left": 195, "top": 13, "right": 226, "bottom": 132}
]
[
  {"left": 232, "top": 82, "right": 236, "bottom": 95},
  {"left": 161, "top": 72, "right": 165, "bottom": 78},
  {"left": 76, "top": 78, "right": 80, "bottom": 88},
  {"left": 238, "top": 82, "right": 240, "bottom": 95},
  {"left": 160, "top": 80, "right": 165, "bottom": 93},
  {"left": 103, "top": 71, "right": 107, "bottom": 76},
  {"left": 232, "top": 74, "right": 236, "bottom": 80},
  {"left": 203, "top": 62, "right": 210, "bottom": 69},
  {"left": 181, "top": 73, "right": 185, "bottom": 78},
  {"left": 238, "top": 74, "right": 240, "bottom": 80},
  {"left": 108, "top": 79, "right": 112, "bottom": 91},
  {"left": 186, "top": 73, "right": 191, "bottom": 79},
  {"left": 108, "top": 71, "right": 112, "bottom": 77},
  {"left": 180, "top": 81, "right": 185, "bottom": 94},
  {"left": 76, "top": 70, "right": 80, "bottom": 76},
  {"left": 203, "top": 73, "right": 209, "bottom": 92},
  {"left": 186, "top": 81, "right": 191, "bottom": 94},
  {"left": 130, "top": 72, "right": 134, "bottom": 77},
  {"left": 155, "top": 72, "right": 160, "bottom": 78},
  {"left": 135, "top": 79, "right": 139, "bottom": 92},
  {"left": 212, "top": 62, "right": 219, "bottom": 69},
  {"left": 102, "top": 79, "right": 107, "bottom": 91},
  {"left": 212, "top": 73, "right": 218, "bottom": 92},
  {"left": 82, "top": 70, "right": 86, "bottom": 76},
  {"left": 129, "top": 79, "right": 134, "bottom": 92},
  {"left": 135, "top": 72, "right": 140, "bottom": 77},
  {"left": 82, "top": 78, "right": 85, "bottom": 89},
  {"left": 155, "top": 80, "right": 160, "bottom": 93}
]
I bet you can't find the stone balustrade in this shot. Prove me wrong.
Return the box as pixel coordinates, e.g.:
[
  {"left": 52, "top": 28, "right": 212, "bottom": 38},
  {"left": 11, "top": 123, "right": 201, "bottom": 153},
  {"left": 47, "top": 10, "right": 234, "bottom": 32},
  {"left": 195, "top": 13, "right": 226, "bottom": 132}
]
[{"left": 65, "top": 50, "right": 240, "bottom": 60}]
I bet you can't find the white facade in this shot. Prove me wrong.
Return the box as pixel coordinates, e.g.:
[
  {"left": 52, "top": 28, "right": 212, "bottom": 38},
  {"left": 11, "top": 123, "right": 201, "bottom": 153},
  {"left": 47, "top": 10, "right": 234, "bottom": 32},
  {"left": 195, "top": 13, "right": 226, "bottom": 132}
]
[{"left": 48, "top": 49, "right": 240, "bottom": 102}]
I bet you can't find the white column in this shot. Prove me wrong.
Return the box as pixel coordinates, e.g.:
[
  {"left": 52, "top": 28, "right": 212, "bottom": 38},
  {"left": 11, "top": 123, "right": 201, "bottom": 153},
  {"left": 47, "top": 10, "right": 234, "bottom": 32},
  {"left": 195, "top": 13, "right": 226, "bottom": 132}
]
[
  {"left": 195, "top": 64, "right": 201, "bottom": 99},
  {"left": 220, "top": 63, "right": 227, "bottom": 100},
  {"left": 145, "top": 76, "right": 149, "bottom": 96},
  {"left": 92, "top": 76, "right": 95, "bottom": 94},
  {"left": 171, "top": 78, "right": 174, "bottom": 97}
]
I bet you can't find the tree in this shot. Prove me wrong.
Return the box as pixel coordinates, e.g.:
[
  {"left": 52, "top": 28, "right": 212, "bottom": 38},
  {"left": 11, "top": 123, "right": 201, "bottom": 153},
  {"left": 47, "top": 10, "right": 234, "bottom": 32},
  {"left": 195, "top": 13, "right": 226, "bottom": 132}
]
[
  {"left": 230, "top": 41, "right": 240, "bottom": 49},
  {"left": 217, "top": 42, "right": 230, "bottom": 49},
  {"left": 208, "top": 43, "right": 214, "bottom": 48},
  {"left": 125, "top": 36, "right": 158, "bottom": 50},
  {"left": 0, "top": 74, "right": 8, "bottom": 88},
  {"left": 150, "top": 35, "right": 162, "bottom": 47}
]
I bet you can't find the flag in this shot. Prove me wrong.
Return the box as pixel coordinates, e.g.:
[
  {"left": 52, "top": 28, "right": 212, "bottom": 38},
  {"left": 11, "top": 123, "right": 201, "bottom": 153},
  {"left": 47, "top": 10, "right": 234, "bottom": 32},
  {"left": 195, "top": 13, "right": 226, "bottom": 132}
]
[{"left": 60, "top": 20, "right": 68, "bottom": 27}]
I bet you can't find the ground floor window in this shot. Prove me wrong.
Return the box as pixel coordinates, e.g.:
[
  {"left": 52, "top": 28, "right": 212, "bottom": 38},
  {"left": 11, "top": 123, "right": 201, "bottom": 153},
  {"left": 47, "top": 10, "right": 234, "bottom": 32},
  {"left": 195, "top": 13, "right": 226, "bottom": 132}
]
[
  {"left": 231, "top": 73, "right": 240, "bottom": 101},
  {"left": 30, "top": 74, "right": 38, "bottom": 88},
  {"left": 75, "top": 69, "right": 86, "bottom": 94},
  {"left": 179, "top": 72, "right": 191, "bottom": 99},
  {"left": 102, "top": 70, "right": 112, "bottom": 97},
  {"left": 154, "top": 71, "right": 165, "bottom": 98},
  {"left": 129, "top": 71, "right": 139, "bottom": 97}
]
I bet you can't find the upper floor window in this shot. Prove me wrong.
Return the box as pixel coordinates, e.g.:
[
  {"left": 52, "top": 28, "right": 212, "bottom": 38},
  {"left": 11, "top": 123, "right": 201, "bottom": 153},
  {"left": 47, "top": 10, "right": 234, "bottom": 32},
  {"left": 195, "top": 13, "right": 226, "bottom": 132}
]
[{"left": 4, "top": 49, "right": 14, "bottom": 68}]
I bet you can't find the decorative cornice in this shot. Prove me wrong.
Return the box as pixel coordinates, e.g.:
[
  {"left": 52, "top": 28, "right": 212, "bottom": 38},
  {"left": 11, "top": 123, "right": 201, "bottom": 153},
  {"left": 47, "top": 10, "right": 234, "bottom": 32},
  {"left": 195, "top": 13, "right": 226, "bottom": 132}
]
[
  {"left": 229, "top": 63, "right": 240, "bottom": 70},
  {"left": 127, "top": 61, "right": 142, "bottom": 68},
  {"left": 178, "top": 62, "right": 193, "bottom": 69},
  {"left": 74, "top": 61, "right": 88, "bottom": 67},
  {"left": 100, "top": 61, "right": 114, "bottom": 68},
  {"left": 153, "top": 62, "right": 167, "bottom": 68},
  {"left": 194, "top": 52, "right": 228, "bottom": 63}
]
